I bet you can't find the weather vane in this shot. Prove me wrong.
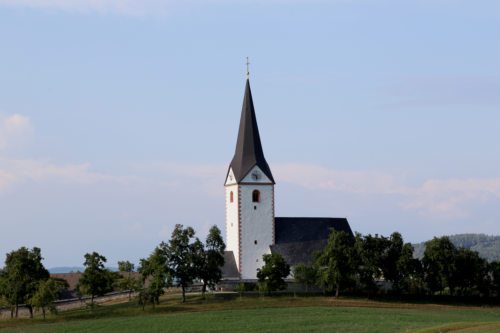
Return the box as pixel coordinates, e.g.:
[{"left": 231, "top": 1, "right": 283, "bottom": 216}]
[{"left": 246, "top": 57, "right": 250, "bottom": 79}]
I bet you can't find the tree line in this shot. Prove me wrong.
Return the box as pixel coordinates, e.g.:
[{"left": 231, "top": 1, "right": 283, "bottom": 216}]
[
  {"left": 294, "top": 230, "right": 500, "bottom": 299},
  {"left": 3, "top": 226, "right": 500, "bottom": 319},
  {"left": 0, "top": 224, "right": 225, "bottom": 319}
]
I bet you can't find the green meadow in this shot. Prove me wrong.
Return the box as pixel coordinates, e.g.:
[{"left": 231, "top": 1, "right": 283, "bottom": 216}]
[{"left": 2, "top": 295, "right": 500, "bottom": 333}]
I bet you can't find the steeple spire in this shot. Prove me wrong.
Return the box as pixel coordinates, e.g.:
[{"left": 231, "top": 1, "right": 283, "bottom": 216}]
[
  {"left": 228, "top": 79, "right": 275, "bottom": 184},
  {"left": 246, "top": 57, "right": 250, "bottom": 79}
]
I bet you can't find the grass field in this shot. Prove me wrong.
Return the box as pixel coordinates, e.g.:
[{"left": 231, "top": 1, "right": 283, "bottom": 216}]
[{"left": 2, "top": 294, "right": 500, "bottom": 333}]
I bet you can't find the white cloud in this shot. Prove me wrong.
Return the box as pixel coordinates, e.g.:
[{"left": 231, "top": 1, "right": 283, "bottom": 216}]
[
  {"left": 0, "top": 0, "right": 172, "bottom": 16},
  {"left": 274, "top": 163, "right": 408, "bottom": 194},
  {"left": 0, "top": 114, "right": 123, "bottom": 191},
  {"left": 138, "top": 161, "right": 500, "bottom": 221},
  {"left": 0, "top": 158, "right": 121, "bottom": 192},
  {"left": 0, "top": 0, "right": 165, "bottom": 15},
  {"left": 0, "top": 114, "right": 33, "bottom": 151},
  {"left": 129, "top": 161, "right": 225, "bottom": 196},
  {"left": 404, "top": 178, "right": 500, "bottom": 220},
  {"left": 1, "top": 156, "right": 498, "bottom": 224},
  {"left": 0, "top": 0, "right": 344, "bottom": 16},
  {"left": 274, "top": 163, "right": 500, "bottom": 220},
  {"left": 131, "top": 161, "right": 500, "bottom": 221}
]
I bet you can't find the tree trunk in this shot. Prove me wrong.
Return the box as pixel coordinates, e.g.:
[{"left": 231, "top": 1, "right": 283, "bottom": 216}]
[
  {"left": 42, "top": 308, "right": 46, "bottom": 320},
  {"left": 335, "top": 284, "right": 340, "bottom": 298},
  {"left": 15, "top": 304, "right": 19, "bottom": 318},
  {"left": 182, "top": 286, "right": 186, "bottom": 303},
  {"left": 10, "top": 306, "right": 13, "bottom": 319},
  {"left": 28, "top": 305, "right": 33, "bottom": 319},
  {"left": 128, "top": 290, "right": 132, "bottom": 301},
  {"left": 202, "top": 282, "right": 207, "bottom": 299},
  {"left": 91, "top": 294, "right": 95, "bottom": 308}
]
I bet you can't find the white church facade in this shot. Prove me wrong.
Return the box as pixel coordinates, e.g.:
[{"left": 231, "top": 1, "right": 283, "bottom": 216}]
[{"left": 222, "top": 79, "right": 353, "bottom": 281}]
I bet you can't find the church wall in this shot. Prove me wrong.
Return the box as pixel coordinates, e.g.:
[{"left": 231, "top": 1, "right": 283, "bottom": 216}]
[
  {"left": 239, "top": 184, "right": 274, "bottom": 280},
  {"left": 225, "top": 184, "right": 240, "bottom": 272}
]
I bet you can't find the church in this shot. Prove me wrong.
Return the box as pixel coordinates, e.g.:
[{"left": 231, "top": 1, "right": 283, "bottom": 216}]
[{"left": 222, "top": 78, "right": 353, "bottom": 281}]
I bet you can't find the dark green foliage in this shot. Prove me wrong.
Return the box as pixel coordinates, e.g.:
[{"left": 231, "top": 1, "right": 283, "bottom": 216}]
[
  {"left": 489, "top": 261, "right": 500, "bottom": 297},
  {"left": 390, "top": 234, "right": 420, "bottom": 293},
  {"left": 30, "top": 278, "right": 68, "bottom": 319},
  {"left": 257, "top": 253, "right": 290, "bottom": 295},
  {"left": 354, "top": 233, "right": 384, "bottom": 296},
  {"left": 196, "top": 225, "right": 226, "bottom": 298},
  {"left": 117, "top": 261, "right": 139, "bottom": 301},
  {"left": 139, "top": 224, "right": 225, "bottom": 305},
  {"left": 118, "top": 261, "right": 134, "bottom": 273},
  {"left": 413, "top": 234, "right": 500, "bottom": 262},
  {"left": 163, "top": 224, "right": 199, "bottom": 302},
  {"left": 0, "top": 247, "right": 50, "bottom": 318},
  {"left": 292, "top": 264, "right": 317, "bottom": 292},
  {"left": 354, "top": 233, "right": 423, "bottom": 296},
  {"left": 0, "top": 269, "right": 9, "bottom": 310},
  {"left": 315, "top": 230, "right": 356, "bottom": 297},
  {"left": 422, "top": 237, "right": 457, "bottom": 294},
  {"left": 138, "top": 246, "right": 171, "bottom": 307},
  {"left": 380, "top": 232, "right": 408, "bottom": 292},
  {"left": 450, "top": 248, "right": 489, "bottom": 296},
  {"left": 235, "top": 282, "right": 258, "bottom": 297},
  {"left": 77, "top": 252, "right": 116, "bottom": 306},
  {"left": 397, "top": 243, "right": 425, "bottom": 294}
]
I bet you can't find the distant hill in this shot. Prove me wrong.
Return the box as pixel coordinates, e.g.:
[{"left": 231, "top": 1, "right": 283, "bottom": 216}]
[
  {"left": 49, "top": 267, "right": 84, "bottom": 274},
  {"left": 413, "top": 234, "right": 500, "bottom": 262},
  {"left": 49, "top": 266, "right": 118, "bottom": 274}
]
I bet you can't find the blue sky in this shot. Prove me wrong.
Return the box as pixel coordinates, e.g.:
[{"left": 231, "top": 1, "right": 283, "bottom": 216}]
[{"left": 0, "top": 0, "right": 499, "bottom": 268}]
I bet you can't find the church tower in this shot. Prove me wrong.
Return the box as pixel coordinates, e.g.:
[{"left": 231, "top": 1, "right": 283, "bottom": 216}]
[{"left": 225, "top": 79, "right": 275, "bottom": 280}]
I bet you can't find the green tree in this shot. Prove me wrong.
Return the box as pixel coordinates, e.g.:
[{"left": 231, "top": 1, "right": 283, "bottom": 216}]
[
  {"left": 138, "top": 245, "right": 171, "bottom": 308},
  {"left": 30, "top": 278, "right": 68, "bottom": 320},
  {"left": 380, "top": 232, "right": 404, "bottom": 291},
  {"left": 77, "top": 252, "right": 115, "bottom": 307},
  {"left": 354, "top": 233, "right": 384, "bottom": 296},
  {"left": 197, "top": 225, "right": 226, "bottom": 298},
  {"left": 384, "top": 233, "right": 419, "bottom": 294},
  {"left": 315, "top": 230, "right": 356, "bottom": 298},
  {"left": 117, "top": 260, "right": 139, "bottom": 301},
  {"left": 0, "top": 247, "right": 49, "bottom": 318},
  {"left": 451, "top": 248, "right": 489, "bottom": 296},
  {"left": 257, "top": 253, "right": 290, "bottom": 295},
  {"left": 489, "top": 261, "right": 500, "bottom": 297},
  {"left": 0, "top": 271, "right": 9, "bottom": 310},
  {"left": 422, "top": 237, "right": 457, "bottom": 295},
  {"left": 354, "top": 232, "right": 423, "bottom": 296},
  {"left": 235, "top": 282, "right": 246, "bottom": 299},
  {"left": 396, "top": 242, "right": 424, "bottom": 294},
  {"left": 164, "top": 224, "right": 198, "bottom": 302},
  {"left": 292, "top": 264, "right": 317, "bottom": 292}
]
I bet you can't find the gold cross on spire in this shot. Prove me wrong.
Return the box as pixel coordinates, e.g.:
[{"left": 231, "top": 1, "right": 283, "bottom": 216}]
[{"left": 246, "top": 57, "right": 250, "bottom": 79}]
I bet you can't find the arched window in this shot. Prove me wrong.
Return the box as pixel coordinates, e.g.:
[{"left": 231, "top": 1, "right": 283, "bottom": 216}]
[
  {"left": 252, "top": 190, "right": 260, "bottom": 203},
  {"left": 230, "top": 191, "right": 234, "bottom": 203}
]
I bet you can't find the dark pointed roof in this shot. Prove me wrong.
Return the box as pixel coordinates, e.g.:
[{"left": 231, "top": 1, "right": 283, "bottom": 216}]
[
  {"left": 271, "top": 217, "right": 354, "bottom": 266},
  {"left": 228, "top": 79, "right": 274, "bottom": 184},
  {"left": 274, "top": 217, "right": 353, "bottom": 244}
]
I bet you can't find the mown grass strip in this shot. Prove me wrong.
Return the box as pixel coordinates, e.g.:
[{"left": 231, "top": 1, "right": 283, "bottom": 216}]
[{"left": 412, "top": 322, "right": 500, "bottom": 333}]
